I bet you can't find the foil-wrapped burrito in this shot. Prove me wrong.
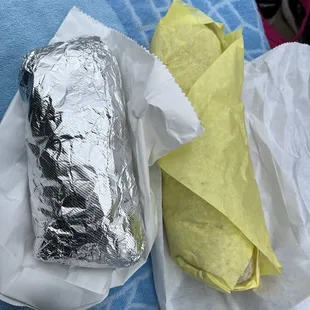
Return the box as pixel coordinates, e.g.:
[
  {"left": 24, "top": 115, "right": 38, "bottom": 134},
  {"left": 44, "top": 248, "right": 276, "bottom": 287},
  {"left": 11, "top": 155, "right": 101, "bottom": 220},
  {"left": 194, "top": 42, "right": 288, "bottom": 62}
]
[{"left": 19, "top": 36, "right": 145, "bottom": 268}]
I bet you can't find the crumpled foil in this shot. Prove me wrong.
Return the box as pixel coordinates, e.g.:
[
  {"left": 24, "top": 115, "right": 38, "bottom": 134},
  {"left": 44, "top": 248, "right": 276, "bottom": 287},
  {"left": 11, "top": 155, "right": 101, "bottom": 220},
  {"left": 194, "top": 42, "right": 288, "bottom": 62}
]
[{"left": 19, "top": 36, "right": 145, "bottom": 268}]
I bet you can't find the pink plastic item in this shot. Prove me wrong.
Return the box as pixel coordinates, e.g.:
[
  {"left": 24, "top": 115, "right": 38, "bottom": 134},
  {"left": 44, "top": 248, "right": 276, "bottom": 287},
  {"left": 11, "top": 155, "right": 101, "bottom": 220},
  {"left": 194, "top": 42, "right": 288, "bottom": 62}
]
[{"left": 260, "top": 0, "right": 310, "bottom": 48}]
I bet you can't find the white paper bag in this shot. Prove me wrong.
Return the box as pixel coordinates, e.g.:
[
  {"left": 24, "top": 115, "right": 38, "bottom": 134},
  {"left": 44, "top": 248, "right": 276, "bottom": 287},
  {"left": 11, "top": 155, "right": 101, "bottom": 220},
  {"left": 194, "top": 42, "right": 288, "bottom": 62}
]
[
  {"left": 0, "top": 8, "right": 202, "bottom": 310},
  {"left": 151, "top": 43, "right": 310, "bottom": 310}
]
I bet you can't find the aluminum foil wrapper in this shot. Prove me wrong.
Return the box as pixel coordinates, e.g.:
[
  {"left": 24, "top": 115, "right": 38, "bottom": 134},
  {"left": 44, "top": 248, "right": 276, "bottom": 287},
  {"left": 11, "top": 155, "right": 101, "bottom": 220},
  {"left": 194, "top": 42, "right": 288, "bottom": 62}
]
[{"left": 19, "top": 36, "right": 145, "bottom": 268}]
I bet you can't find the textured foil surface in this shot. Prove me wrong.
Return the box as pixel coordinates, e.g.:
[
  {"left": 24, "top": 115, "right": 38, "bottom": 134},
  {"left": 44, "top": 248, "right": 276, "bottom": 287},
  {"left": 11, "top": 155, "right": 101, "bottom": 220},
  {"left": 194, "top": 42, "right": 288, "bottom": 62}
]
[{"left": 19, "top": 36, "right": 145, "bottom": 268}]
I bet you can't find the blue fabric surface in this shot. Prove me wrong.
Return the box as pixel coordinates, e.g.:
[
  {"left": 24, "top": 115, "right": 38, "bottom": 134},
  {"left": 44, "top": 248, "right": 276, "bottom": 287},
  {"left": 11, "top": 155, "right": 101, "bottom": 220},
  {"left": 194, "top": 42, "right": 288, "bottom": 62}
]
[{"left": 0, "top": 0, "right": 268, "bottom": 309}]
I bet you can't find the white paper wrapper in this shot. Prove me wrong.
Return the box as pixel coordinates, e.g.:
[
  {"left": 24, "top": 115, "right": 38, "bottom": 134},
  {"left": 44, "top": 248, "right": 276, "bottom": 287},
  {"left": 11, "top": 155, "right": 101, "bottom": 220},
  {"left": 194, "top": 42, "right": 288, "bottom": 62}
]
[
  {"left": 151, "top": 43, "right": 310, "bottom": 310},
  {"left": 0, "top": 8, "right": 202, "bottom": 310}
]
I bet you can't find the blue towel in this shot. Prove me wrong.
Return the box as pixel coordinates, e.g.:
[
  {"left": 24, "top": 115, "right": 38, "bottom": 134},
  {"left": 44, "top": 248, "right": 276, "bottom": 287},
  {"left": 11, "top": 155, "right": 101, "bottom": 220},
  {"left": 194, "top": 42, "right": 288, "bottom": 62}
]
[{"left": 0, "top": 1, "right": 269, "bottom": 309}]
